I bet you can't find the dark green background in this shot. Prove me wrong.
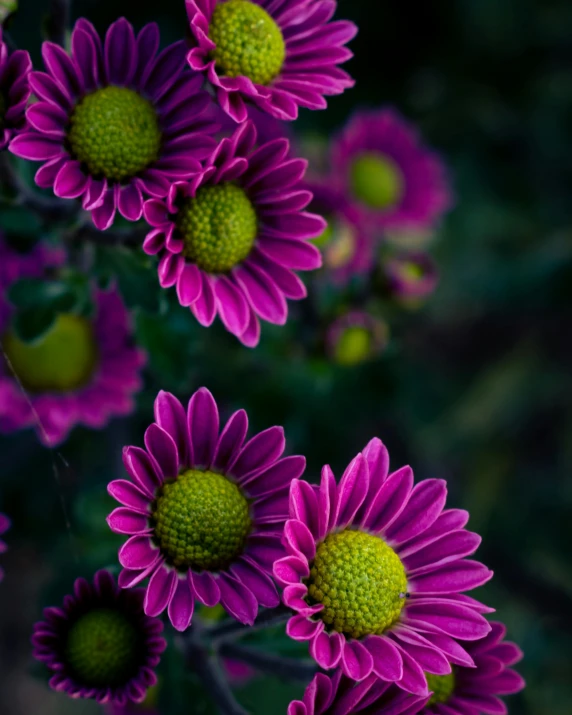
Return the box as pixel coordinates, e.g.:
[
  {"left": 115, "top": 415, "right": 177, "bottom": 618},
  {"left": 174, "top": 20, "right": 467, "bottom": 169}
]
[{"left": 2, "top": 0, "right": 572, "bottom": 713}]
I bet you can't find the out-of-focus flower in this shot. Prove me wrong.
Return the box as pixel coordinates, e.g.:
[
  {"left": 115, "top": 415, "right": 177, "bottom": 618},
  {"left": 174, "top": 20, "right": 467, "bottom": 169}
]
[
  {"left": 327, "top": 311, "right": 389, "bottom": 366},
  {"left": 274, "top": 438, "right": 493, "bottom": 692},
  {"left": 9, "top": 18, "right": 217, "bottom": 230},
  {"left": 0, "top": 239, "right": 145, "bottom": 446},
  {"left": 186, "top": 0, "right": 357, "bottom": 122},
  {"left": 32, "top": 570, "right": 166, "bottom": 706},
  {"left": 143, "top": 121, "right": 324, "bottom": 346},
  {"left": 0, "top": 28, "right": 31, "bottom": 149},
  {"left": 384, "top": 251, "right": 439, "bottom": 307},
  {"left": 107, "top": 387, "right": 305, "bottom": 631},
  {"left": 331, "top": 108, "right": 453, "bottom": 231},
  {"left": 421, "top": 622, "right": 525, "bottom": 715}
]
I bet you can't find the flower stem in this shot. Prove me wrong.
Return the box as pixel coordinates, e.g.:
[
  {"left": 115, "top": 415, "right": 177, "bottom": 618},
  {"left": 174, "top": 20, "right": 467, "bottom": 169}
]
[
  {"left": 219, "top": 642, "right": 318, "bottom": 682},
  {"left": 207, "top": 605, "right": 291, "bottom": 644}
]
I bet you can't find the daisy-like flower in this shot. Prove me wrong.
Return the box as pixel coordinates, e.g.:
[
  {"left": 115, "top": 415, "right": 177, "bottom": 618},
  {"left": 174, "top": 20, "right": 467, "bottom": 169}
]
[
  {"left": 422, "top": 622, "right": 525, "bottom": 715},
  {"left": 9, "top": 18, "right": 217, "bottom": 230},
  {"left": 107, "top": 387, "right": 306, "bottom": 631},
  {"left": 0, "top": 29, "right": 31, "bottom": 150},
  {"left": 327, "top": 311, "right": 389, "bottom": 367},
  {"left": 289, "top": 670, "right": 428, "bottom": 715},
  {"left": 274, "top": 438, "right": 494, "bottom": 694},
  {"left": 309, "top": 183, "right": 373, "bottom": 284},
  {"left": 0, "top": 513, "right": 10, "bottom": 582},
  {"left": 143, "top": 121, "right": 324, "bottom": 346},
  {"left": 0, "top": 240, "right": 145, "bottom": 446},
  {"left": 331, "top": 109, "right": 453, "bottom": 231},
  {"left": 32, "top": 570, "right": 166, "bottom": 706},
  {"left": 384, "top": 251, "right": 439, "bottom": 307},
  {"left": 186, "top": 0, "right": 357, "bottom": 122}
]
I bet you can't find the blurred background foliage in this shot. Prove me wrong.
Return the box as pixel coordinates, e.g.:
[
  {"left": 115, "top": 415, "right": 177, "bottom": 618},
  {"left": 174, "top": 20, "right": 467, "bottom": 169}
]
[{"left": 2, "top": 0, "right": 572, "bottom": 713}]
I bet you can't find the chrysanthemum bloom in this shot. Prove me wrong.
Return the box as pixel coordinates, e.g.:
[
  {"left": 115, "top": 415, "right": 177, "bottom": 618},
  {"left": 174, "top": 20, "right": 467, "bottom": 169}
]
[
  {"left": 288, "top": 670, "right": 428, "bottom": 715},
  {"left": 32, "top": 570, "right": 166, "bottom": 706},
  {"left": 0, "top": 241, "right": 145, "bottom": 446},
  {"left": 0, "top": 513, "right": 10, "bottom": 582},
  {"left": 186, "top": 0, "right": 357, "bottom": 122},
  {"left": 309, "top": 183, "right": 373, "bottom": 284},
  {"left": 9, "top": 18, "right": 217, "bottom": 230},
  {"left": 143, "top": 121, "right": 324, "bottom": 346},
  {"left": 274, "top": 438, "right": 493, "bottom": 693},
  {"left": 327, "top": 311, "right": 389, "bottom": 367},
  {"left": 384, "top": 251, "right": 439, "bottom": 307},
  {"left": 422, "top": 622, "right": 524, "bottom": 715},
  {"left": 107, "top": 387, "right": 306, "bottom": 630},
  {"left": 0, "top": 29, "right": 31, "bottom": 150},
  {"left": 331, "top": 109, "right": 453, "bottom": 231}
]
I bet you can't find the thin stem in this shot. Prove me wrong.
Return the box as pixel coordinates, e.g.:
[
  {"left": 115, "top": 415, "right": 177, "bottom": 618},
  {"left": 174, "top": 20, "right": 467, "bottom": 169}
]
[
  {"left": 186, "top": 639, "right": 248, "bottom": 715},
  {"left": 219, "top": 642, "right": 318, "bottom": 682},
  {"left": 46, "top": 0, "right": 70, "bottom": 47},
  {"left": 207, "top": 605, "right": 291, "bottom": 644},
  {"left": 0, "top": 154, "right": 76, "bottom": 221}
]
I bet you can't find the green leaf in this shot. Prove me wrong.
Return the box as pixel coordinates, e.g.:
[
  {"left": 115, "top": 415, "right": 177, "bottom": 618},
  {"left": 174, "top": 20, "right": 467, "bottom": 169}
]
[
  {"left": 8, "top": 278, "right": 74, "bottom": 311},
  {"left": 12, "top": 306, "right": 57, "bottom": 342}
]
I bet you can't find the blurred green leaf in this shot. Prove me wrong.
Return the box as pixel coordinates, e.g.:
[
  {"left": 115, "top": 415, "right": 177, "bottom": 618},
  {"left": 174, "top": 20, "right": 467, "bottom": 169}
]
[{"left": 12, "top": 305, "right": 57, "bottom": 342}]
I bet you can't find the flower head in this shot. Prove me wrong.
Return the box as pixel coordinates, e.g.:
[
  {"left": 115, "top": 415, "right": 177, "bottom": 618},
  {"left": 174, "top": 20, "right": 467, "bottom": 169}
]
[
  {"left": 331, "top": 109, "right": 453, "bottom": 231},
  {"left": 0, "top": 239, "right": 145, "bottom": 446},
  {"left": 309, "top": 182, "right": 374, "bottom": 284},
  {"left": 186, "top": 0, "right": 357, "bottom": 122},
  {"left": 0, "top": 28, "right": 31, "bottom": 149},
  {"left": 32, "top": 570, "right": 166, "bottom": 706},
  {"left": 289, "top": 670, "right": 429, "bottom": 715},
  {"left": 143, "top": 121, "right": 324, "bottom": 346},
  {"left": 274, "top": 438, "right": 493, "bottom": 694},
  {"left": 0, "top": 513, "right": 10, "bottom": 582},
  {"left": 327, "top": 311, "right": 389, "bottom": 366},
  {"left": 107, "top": 387, "right": 306, "bottom": 631},
  {"left": 384, "top": 251, "right": 439, "bottom": 306},
  {"left": 9, "top": 18, "right": 217, "bottom": 230},
  {"left": 422, "top": 622, "right": 525, "bottom": 715}
]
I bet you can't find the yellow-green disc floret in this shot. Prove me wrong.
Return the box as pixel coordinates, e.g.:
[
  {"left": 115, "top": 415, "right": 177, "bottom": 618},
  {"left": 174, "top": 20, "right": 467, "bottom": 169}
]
[
  {"left": 209, "top": 0, "right": 286, "bottom": 86},
  {"left": 65, "top": 608, "right": 140, "bottom": 687},
  {"left": 152, "top": 469, "right": 252, "bottom": 571},
  {"left": 426, "top": 671, "right": 456, "bottom": 705},
  {"left": 177, "top": 183, "right": 257, "bottom": 273},
  {"left": 68, "top": 86, "right": 161, "bottom": 182},
  {"left": 334, "top": 326, "right": 373, "bottom": 366},
  {"left": 307, "top": 529, "right": 407, "bottom": 639},
  {"left": 3, "top": 314, "right": 98, "bottom": 392},
  {"left": 350, "top": 152, "right": 404, "bottom": 210}
]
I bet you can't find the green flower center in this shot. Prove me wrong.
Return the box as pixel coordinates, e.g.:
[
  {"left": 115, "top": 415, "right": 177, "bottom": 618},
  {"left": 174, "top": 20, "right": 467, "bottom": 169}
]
[
  {"left": 0, "top": 92, "right": 6, "bottom": 131},
  {"left": 314, "top": 219, "right": 357, "bottom": 270},
  {"left": 65, "top": 608, "right": 140, "bottom": 688},
  {"left": 68, "top": 86, "right": 162, "bottom": 182},
  {"left": 177, "top": 183, "right": 257, "bottom": 273},
  {"left": 426, "top": 672, "right": 456, "bottom": 705},
  {"left": 307, "top": 530, "right": 407, "bottom": 639},
  {"left": 152, "top": 469, "right": 252, "bottom": 571},
  {"left": 2, "top": 314, "right": 98, "bottom": 392},
  {"left": 397, "top": 260, "right": 425, "bottom": 282},
  {"left": 209, "top": 0, "right": 286, "bottom": 86},
  {"left": 350, "top": 152, "right": 404, "bottom": 210},
  {"left": 334, "top": 326, "right": 373, "bottom": 367}
]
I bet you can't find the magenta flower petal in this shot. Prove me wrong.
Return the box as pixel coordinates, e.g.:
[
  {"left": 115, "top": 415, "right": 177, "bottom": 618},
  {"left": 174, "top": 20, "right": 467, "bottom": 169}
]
[
  {"left": 32, "top": 570, "right": 166, "bottom": 705},
  {"left": 108, "top": 388, "right": 303, "bottom": 630},
  {"left": 0, "top": 32, "right": 32, "bottom": 149}
]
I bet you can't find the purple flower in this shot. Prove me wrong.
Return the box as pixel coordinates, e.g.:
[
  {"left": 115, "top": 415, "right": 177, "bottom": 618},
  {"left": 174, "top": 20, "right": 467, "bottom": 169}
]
[
  {"left": 107, "top": 387, "right": 306, "bottom": 631},
  {"left": 289, "top": 670, "right": 429, "bottom": 715},
  {"left": 32, "top": 570, "right": 166, "bottom": 706},
  {"left": 274, "top": 438, "right": 494, "bottom": 694},
  {"left": 331, "top": 108, "right": 453, "bottom": 231},
  {"left": 0, "top": 513, "right": 10, "bottom": 583},
  {"left": 186, "top": 0, "right": 357, "bottom": 122},
  {"left": 0, "top": 239, "right": 145, "bottom": 447},
  {"left": 143, "top": 121, "right": 324, "bottom": 346},
  {"left": 308, "top": 182, "right": 374, "bottom": 284},
  {"left": 0, "top": 29, "right": 31, "bottom": 149},
  {"left": 327, "top": 311, "right": 389, "bottom": 366},
  {"left": 384, "top": 251, "right": 439, "bottom": 305},
  {"left": 9, "top": 18, "right": 217, "bottom": 230},
  {"left": 422, "top": 622, "right": 525, "bottom": 715}
]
